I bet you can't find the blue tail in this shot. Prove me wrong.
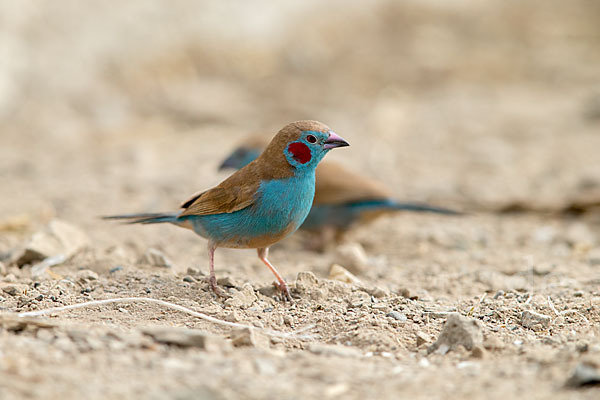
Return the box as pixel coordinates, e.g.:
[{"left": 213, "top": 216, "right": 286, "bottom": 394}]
[
  {"left": 344, "top": 199, "right": 461, "bottom": 215},
  {"left": 301, "top": 199, "right": 461, "bottom": 231},
  {"left": 387, "top": 201, "right": 462, "bottom": 215},
  {"left": 102, "top": 212, "right": 179, "bottom": 224}
]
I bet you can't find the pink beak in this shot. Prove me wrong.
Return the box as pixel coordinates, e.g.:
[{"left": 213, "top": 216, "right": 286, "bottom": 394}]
[{"left": 324, "top": 131, "right": 350, "bottom": 149}]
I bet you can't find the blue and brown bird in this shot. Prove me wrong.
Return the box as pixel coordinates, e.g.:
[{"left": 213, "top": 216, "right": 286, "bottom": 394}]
[
  {"left": 219, "top": 134, "right": 459, "bottom": 248},
  {"left": 105, "top": 121, "right": 349, "bottom": 300}
]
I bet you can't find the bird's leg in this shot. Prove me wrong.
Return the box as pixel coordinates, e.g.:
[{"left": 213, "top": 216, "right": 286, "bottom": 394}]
[
  {"left": 206, "top": 242, "right": 228, "bottom": 298},
  {"left": 257, "top": 247, "right": 293, "bottom": 301}
]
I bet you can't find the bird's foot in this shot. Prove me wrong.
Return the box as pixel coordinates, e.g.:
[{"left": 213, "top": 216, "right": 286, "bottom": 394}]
[
  {"left": 274, "top": 280, "right": 294, "bottom": 303},
  {"left": 206, "top": 276, "right": 231, "bottom": 299}
]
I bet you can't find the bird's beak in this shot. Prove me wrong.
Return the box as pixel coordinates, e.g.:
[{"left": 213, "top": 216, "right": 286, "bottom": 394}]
[{"left": 324, "top": 131, "right": 350, "bottom": 149}]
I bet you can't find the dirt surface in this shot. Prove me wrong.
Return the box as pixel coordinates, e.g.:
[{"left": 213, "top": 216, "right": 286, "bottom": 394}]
[{"left": 1, "top": 1, "right": 600, "bottom": 399}]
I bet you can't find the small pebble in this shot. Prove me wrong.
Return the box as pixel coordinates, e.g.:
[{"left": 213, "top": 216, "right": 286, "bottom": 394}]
[
  {"left": 110, "top": 266, "right": 123, "bottom": 273},
  {"left": 231, "top": 328, "right": 269, "bottom": 348},
  {"left": 576, "top": 343, "right": 589, "bottom": 353},
  {"left": 183, "top": 276, "right": 195, "bottom": 283},
  {"left": 143, "top": 327, "right": 228, "bottom": 351},
  {"left": 224, "top": 284, "right": 257, "bottom": 309},
  {"left": 334, "top": 243, "right": 369, "bottom": 273},
  {"left": 427, "top": 313, "right": 483, "bottom": 354},
  {"left": 415, "top": 331, "right": 431, "bottom": 347},
  {"left": 75, "top": 269, "right": 99, "bottom": 283},
  {"left": 217, "top": 276, "right": 239, "bottom": 288},
  {"left": 483, "top": 335, "right": 505, "bottom": 351},
  {"left": 521, "top": 310, "right": 551, "bottom": 331},
  {"left": 386, "top": 311, "right": 407, "bottom": 322},
  {"left": 139, "top": 248, "right": 172, "bottom": 268},
  {"left": 2, "top": 284, "right": 28, "bottom": 297},
  {"left": 367, "top": 287, "right": 388, "bottom": 298},
  {"left": 252, "top": 321, "right": 264, "bottom": 329},
  {"left": 470, "top": 345, "right": 486, "bottom": 359},
  {"left": 329, "top": 264, "right": 362, "bottom": 285},
  {"left": 565, "top": 362, "right": 600, "bottom": 387}
]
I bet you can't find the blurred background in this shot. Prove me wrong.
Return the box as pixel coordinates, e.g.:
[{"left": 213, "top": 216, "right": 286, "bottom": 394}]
[
  {"left": 1, "top": 0, "right": 600, "bottom": 236},
  {"left": 3, "top": 3, "right": 600, "bottom": 398}
]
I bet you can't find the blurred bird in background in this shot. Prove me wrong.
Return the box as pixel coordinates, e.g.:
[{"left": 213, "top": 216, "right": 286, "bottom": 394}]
[
  {"left": 105, "top": 121, "right": 349, "bottom": 300},
  {"left": 219, "top": 134, "right": 460, "bottom": 250}
]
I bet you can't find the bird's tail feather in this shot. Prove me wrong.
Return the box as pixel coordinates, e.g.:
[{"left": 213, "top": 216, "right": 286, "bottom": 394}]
[
  {"left": 390, "top": 201, "right": 462, "bottom": 215},
  {"left": 102, "top": 212, "right": 179, "bottom": 224}
]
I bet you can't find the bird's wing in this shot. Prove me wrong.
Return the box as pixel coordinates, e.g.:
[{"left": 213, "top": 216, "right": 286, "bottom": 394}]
[
  {"left": 313, "top": 161, "right": 392, "bottom": 205},
  {"left": 179, "top": 166, "right": 260, "bottom": 216}
]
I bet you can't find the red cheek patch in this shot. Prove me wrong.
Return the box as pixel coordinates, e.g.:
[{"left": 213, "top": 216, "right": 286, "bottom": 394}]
[{"left": 287, "top": 142, "right": 312, "bottom": 164}]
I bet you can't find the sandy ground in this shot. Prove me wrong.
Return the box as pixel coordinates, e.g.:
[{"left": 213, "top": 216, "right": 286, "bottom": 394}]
[{"left": 1, "top": 1, "right": 600, "bottom": 399}]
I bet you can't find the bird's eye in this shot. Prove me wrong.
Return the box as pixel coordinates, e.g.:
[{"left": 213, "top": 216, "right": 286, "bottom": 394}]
[{"left": 306, "top": 134, "right": 317, "bottom": 144}]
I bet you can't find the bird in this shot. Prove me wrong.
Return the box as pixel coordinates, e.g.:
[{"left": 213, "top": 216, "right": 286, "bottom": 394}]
[
  {"left": 104, "top": 121, "right": 349, "bottom": 300},
  {"left": 219, "top": 134, "right": 460, "bottom": 247}
]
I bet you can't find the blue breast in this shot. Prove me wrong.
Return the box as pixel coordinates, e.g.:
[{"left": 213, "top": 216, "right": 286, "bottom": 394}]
[{"left": 181, "top": 173, "right": 316, "bottom": 248}]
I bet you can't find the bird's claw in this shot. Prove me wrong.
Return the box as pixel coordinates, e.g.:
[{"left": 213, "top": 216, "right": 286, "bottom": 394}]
[
  {"left": 206, "top": 276, "right": 231, "bottom": 299},
  {"left": 275, "top": 281, "right": 294, "bottom": 303}
]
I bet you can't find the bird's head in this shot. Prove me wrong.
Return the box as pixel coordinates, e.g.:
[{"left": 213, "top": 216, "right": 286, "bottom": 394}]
[{"left": 261, "top": 120, "right": 349, "bottom": 176}]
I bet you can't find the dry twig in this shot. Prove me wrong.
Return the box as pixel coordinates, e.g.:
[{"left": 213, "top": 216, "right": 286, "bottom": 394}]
[{"left": 17, "top": 297, "right": 315, "bottom": 341}]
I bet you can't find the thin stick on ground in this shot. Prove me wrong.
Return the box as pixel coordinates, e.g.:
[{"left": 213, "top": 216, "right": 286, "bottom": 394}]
[
  {"left": 17, "top": 297, "right": 315, "bottom": 341},
  {"left": 547, "top": 296, "right": 560, "bottom": 317}
]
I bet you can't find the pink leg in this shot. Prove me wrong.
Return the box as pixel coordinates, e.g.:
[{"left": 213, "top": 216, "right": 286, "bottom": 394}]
[
  {"left": 206, "top": 242, "right": 228, "bottom": 297},
  {"left": 257, "top": 247, "right": 293, "bottom": 301}
]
